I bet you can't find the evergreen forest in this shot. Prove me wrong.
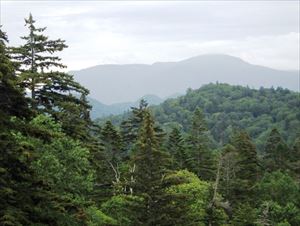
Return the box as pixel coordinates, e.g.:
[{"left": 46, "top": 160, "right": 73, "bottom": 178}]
[{"left": 1, "top": 15, "right": 300, "bottom": 226}]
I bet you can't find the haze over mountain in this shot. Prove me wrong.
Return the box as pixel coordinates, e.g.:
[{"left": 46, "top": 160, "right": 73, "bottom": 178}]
[
  {"left": 71, "top": 54, "right": 299, "bottom": 104},
  {"left": 87, "top": 94, "right": 166, "bottom": 119}
]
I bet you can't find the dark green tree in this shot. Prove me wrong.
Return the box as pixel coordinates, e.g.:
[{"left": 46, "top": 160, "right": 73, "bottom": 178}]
[
  {"left": 0, "top": 28, "right": 35, "bottom": 226},
  {"left": 10, "top": 14, "right": 92, "bottom": 140},
  {"left": 166, "top": 127, "right": 188, "bottom": 169},
  {"left": 256, "top": 171, "right": 300, "bottom": 226},
  {"left": 121, "top": 99, "right": 164, "bottom": 152},
  {"left": 120, "top": 99, "right": 148, "bottom": 150},
  {"left": 289, "top": 137, "right": 300, "bottom": 180},
  {"left": 131, "top": 110, "right": 172, "bottom": 225},
  {"left": 186, "top": 107, "right": 216, "bottom": 181},
  {"left": 231, "top": 131, "right": 260, "bottom": 205},
  {"left": 0, "top": 28, "right": 30, "bottom": 121},
  {"left": 100, "top": 121, "right": 125, "bottom": 193},
  {"left": 263, "top": 128, "right": 289, "bottom": 172}
]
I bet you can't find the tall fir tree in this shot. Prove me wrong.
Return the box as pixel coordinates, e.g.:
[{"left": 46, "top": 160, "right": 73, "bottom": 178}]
[
  {"left": 0, "top": 28, "right": 73, "bottom": 226},
  {"left": 0, "top": 28, "right": 30, "bottom": 121},
  {"left": 166, "top": 127, "right": 188, "bottom": 170},
  {"left": 10, "top": 14, "right": 92, "bottom": 140},
  {"left": 186, "top": 107, "right": 216, "bottom": 181},
  {"left": 218, "top": 144, "right": 239, "bottom": 203},
  {"left": 121, "top": 99, "right": 164, "bottom": 152},
  {"left": 263, "top": 128, "right": 289, "bottom": 171},
  {"left": 289, "top": 136, "right": 300, "bottom": 181},
  {"left": 100, "top": 121, "right": 125, "bottom": 193},
  {"left": 131, "top": 110, "right": 172, "bottom": 225},
  {"left": 121, "top": 99, "right": 148, "bottom": 150},
  {"left": 231, "top": 131, "right": 260, "bottom": 205}
]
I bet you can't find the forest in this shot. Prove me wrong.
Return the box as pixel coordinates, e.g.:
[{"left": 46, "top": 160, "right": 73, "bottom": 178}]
[{"left": 1, "top": 15, "right": 300, "bottom": 226}]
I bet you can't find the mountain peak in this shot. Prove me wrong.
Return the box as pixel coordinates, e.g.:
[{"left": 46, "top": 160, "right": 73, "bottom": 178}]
[{"left": 179, "top": 54, "right": 247, "bottom": 65}]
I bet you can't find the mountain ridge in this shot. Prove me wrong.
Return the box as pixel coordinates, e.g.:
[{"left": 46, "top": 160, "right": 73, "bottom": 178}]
[{"left": 71, "top": 54, "right": 299, "bottom": 105}]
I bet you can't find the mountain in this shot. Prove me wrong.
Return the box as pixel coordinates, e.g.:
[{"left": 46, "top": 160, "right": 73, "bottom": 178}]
[
  {"left": 87, "top": 94, "right": 164, "bottom": 119},
  {"left": 71, "top": 54, "right": 299, "bottom": 104}
]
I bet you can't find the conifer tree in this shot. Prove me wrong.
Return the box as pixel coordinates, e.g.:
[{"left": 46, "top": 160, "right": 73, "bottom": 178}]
[
  {"left": 166, "top": 127, "right": 188, "bottom": 169},
  {"left": 100, "top": 121, "right": 124, "bottom": 192},
  {"left": 121, "top": 99, "right": 148, "bottom": 149},
  {"left": 131, "top": 110, "right": 172, "bottom": 225},
  {"left": 0, "top": 28, "right": 30, "bottom": 120},
  {"left": 289, "top": 136, "right": 300, "bottom": 180},
  {"left": 0, "top": 28, "right": 34, "bottom": 226},
  {"left": 186, "top": 107, "right": 215, "bottom": 181},
  {"left": 231, "top": 131, "right": 260, "bottom": 205},
  {"left": 10, "top": 14, "right": 91, "bottom": 139},
  {"left": 218, "top": 144, "right": 239, "bottom": 202},
  {"left": 101, "top": 121, "right": 124, "bottom": 164},
  {"left": 0, "top": 29, "right": 66, "bottom": 226},
  {"left": 263, "top": 128, "right": 289, "bottom": 171}
]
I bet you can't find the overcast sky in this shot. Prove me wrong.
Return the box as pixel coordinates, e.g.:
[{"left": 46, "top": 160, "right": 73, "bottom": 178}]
[{"left": 1, "top": 1, "right": 299, "bottom": 71}]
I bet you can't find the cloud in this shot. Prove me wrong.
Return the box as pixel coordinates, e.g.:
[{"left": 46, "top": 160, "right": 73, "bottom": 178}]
[{"left": 1, "top": 1, "right": 299, "bottom": 70}]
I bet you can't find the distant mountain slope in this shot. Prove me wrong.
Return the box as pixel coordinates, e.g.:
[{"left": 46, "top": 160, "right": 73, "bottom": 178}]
[
  {"left": 96, "top": 83, "right": 300, "bottom": 151},
  {"left": 71, "top": 54, "right": 299, "bottom": 104},
  {"left": 87, "top": 94, "right": 164, "bottom": 119}
]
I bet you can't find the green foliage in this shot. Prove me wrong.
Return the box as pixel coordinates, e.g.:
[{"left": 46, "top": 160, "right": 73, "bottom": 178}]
[
  {"left": 166, "top": 170, "right": 211, "bottom": 225},
  {"left": 166, "top": 127, "right": 188, "bottom": 169},
  {"left": 166, "top": 170, "right": 228, "bottom": 226},
  {"left": 186, "top": 107, "right": 216, "bottom": 180},
  {"left": 258, "top": 171, "right": 299, "bottom": 206},
  {"left": 255, "top": 171, "right": 300, "bottom": 225},
  {"left": 130, "top": 110, "right": 173, "bottom": 225},
  {"left": 10, "top": 14, "right": 92, "bottom": 140},
  {"left": 149, "top": 84, "right": 299, "bottom": 150},
  {"left": 101, "top": 195, "right": 144, "bottom": 226},
  {"left": 218, "top": 144, "right": 239, "bottom": 201},
  {"left": 287, "top": 136, "right": 300, "bottom": 180},
  {"left": 231, "top": 203, "right": 258, "bottom": 226},
  {"left": 28, "top": 115, "right": 94, "bottom": 196},
  {"left": 263, "top": 128, "right": 289, "bottom": 171},
  {"left": 2, "top": 16, "right": 300, "bottom": 226},
  {"left": 231, "top": 131, "right": 260, "bottom": 205},
  {"left": 0, "top": 28, "right": 35, "bottom": 226},
  {"left": 131, "top": 110, "right": 171, "bottom": 195},
  {"left": 120, "top": 99, "right": 148, "bottom": 150},
  {"left": 257, "top": 201, "right": 300, "bottom": 226},
  {"left": 85, "top": 206, "right": 117, "bottom": 226}
]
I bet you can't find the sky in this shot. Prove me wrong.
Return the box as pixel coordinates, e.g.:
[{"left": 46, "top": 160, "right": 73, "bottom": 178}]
[{"left": 1, "top": 1, "right": 299, "bottom": 71}]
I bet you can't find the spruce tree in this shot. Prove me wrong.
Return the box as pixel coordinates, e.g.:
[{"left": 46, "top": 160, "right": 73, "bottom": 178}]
[
  {"left": 0, "top": 28, "right": 34, "bottom": 226},
  {"left": 166, "top": 127, "right": 188, "bottom": 169},
  {"left": 0, "top": 28, "right": 30, "bottom": 120},
  {"left": 0, "top": 28, "right": 65, "bottom": 226},
  {"left": 121, "top": 99, "right": 164, "bottom": 151},
  {"left": 121, "top": 99, "right": 148, "bottom": 150},
  {"left": 231, "top": 131, "right": 260, "bottom": 205},
  {"left": 131, "top": 110, "right": 172, "bottom": 225},
  {"left": 218, "top": 144, "right": 239, "bottom": 202},
  {"left": 289, "top": 137, "right": 300, "bottom": 180},
  {"left": 263, "top": 128, "right": 289, "bottom": 171},
  {"left": 10, "top": 14, "right": 91, "bottom": 140},
  {"left": 186, "top": 107, "right": 215, "bottom": 181},
  {"left": 100, "top": 121, "right": 124, "bottom": 192}
]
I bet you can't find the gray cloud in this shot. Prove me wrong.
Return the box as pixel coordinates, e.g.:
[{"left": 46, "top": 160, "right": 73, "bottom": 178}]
[{"left": 1, "top": 1, "right": 299, "bottom": 70}]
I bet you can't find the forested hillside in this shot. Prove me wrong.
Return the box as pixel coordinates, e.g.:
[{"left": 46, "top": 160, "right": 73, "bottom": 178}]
[
  {"left": 1, "top": 15, "right": 300, "bottom": 226},
  {"left": 98, "top": 83, "right": 300, "bottom": 151}
]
